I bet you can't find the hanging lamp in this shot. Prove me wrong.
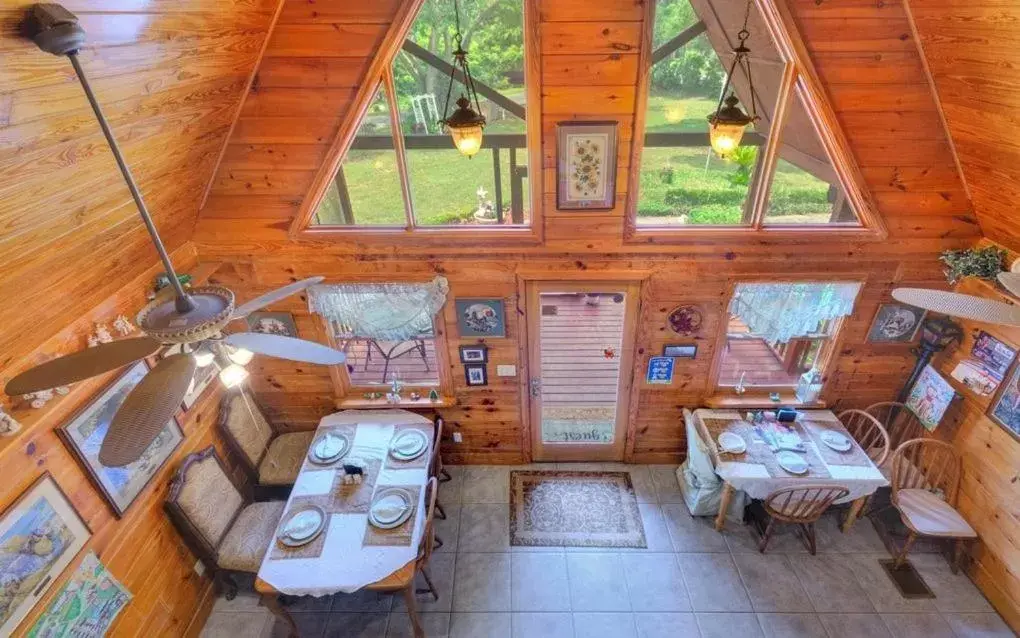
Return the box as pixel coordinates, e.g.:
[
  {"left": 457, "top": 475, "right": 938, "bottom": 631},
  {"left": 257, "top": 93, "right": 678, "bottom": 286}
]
[
  {"left": 707, "top": 0, "right": 759, "bottom": 159},
  {"left": 439, "top": 0, "right": 486, "bottom": 158}
]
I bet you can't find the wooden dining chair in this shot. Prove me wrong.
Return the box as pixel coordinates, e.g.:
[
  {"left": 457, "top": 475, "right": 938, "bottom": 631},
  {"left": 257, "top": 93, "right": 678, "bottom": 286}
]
[
  {"left": 838, "top": 409, "right": 891, "bottom": 467},
  {"left": 433, "top": 414, "right": 452, "bottom": 483},
  {"left": 890, "top": 438, "right": 976, "bottom": 572},
  {"left": 865, "top": 401, "right": 926, "bottom": 470},
  {"left": 367, "top": 476, "right": 440, "bottom": 638},
  {"left": 430, "top": 416, "right": 447, "bottom": 523},
  {"left": 759, "top": 484, "right": 851, "bottom": 554}
]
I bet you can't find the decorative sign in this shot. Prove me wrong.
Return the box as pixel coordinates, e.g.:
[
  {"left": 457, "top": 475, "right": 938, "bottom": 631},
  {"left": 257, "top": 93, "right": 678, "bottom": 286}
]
[
  {"left": 866, "top": 303, "right": 925, "bottom": 343},
  {"left": 989, "top": 364, "right": 1020, "bottom": 441},
  {"left": 666, "top": 305, "right": 703, "bottom": 336},
  {"left": 905, "top": 364, "right": 956, "bottom": 431},
  {"left": 555, "top": 121, "right": 618, "bottom": 210},
  {"left": 646, "top": 357, "right": 675, "bottom": 385},
  {"left": 27, "top": 551, "right": 131, "bottom": 638}
]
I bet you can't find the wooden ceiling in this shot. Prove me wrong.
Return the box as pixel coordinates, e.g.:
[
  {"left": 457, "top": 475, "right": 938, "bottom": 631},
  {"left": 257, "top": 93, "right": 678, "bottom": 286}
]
[{"left": 907, "top": 0, "right": 1020, "bottom": 253}]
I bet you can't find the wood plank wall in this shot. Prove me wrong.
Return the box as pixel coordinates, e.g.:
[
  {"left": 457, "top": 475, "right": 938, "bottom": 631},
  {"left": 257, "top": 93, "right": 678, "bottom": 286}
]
[
  {"left": 0, "top": 246, "right": 239, "bottom": 637},
  {"left": 906, "top": 0, "right": 1020, "bottom": 253}
]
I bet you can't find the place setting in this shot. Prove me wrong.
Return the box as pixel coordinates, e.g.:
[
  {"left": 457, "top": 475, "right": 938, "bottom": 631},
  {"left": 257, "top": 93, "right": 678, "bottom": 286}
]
[
  {"left": 307, "top": 430, "right": 351, "bottom": 466},
  {"left": 364, "top": 485, "right": 420, "bottom": 547},
  {"left": 272, "top": 502, "right": 330, "bottom": 559},
  {"left": 385, "top": 426, "right": 431, "bottom": 469}
]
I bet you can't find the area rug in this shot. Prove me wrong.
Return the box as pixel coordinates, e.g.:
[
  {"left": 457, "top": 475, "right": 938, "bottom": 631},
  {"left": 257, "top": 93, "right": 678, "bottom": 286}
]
[{"left": 509, "top": 471, "right": 646, "bottom": 548}]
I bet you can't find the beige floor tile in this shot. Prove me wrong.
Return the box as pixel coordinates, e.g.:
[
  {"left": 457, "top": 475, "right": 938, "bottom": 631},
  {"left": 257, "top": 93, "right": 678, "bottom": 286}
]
[
  {"left": 458, "top": 503, "right": 510, "bottom": 552},
  {"left": 512, "top": 552, "right": 571, "bottom": 611},
  {"left": 695, "top": 612, "right": 764, "bottom": 638},
  {"left": 211, "top": 590, "right": 262, "bottom": 614},
  {"left": 453, "top": 553, "right": 511, "bottom": 612},
  {"left": 627, "top": 466, "right": 658, "bottom": 504},
  {"left": 756, "top": 613, "right": 827, "bottom": 638},
  {"left": 649, "top": 465, "right": 685, "bottom": 504},
  {"left": 879, "top": 613, "right": 956, "bottom": 638},
  {"left": 450, "top": 612, "right": 511, "bottom": 638},
  {"left": 393, "top": 553, "right": 456, "bottom": 613},
  {"left": 461, "top": 467, "right": 509, "bottom": 503},
  {"left": 662, "top": 503, "right": 730, "bottom": 552},
  {"left": 676, "top": 553, "right": 752, "bottom": 612},
  {"left": 812, "top": 511, "right": 886, "bottom": 553},
  {"left": 635, "top": 504, "right": 674, "bottom": 552},
  {"left": 910, "top": 553, "right": 995, "bottom": 613},
  {"left": 731, "top": 553, "right": 813, "bottom": 613},
  {"left": 386, "top": 611, "right": 451, "bottom": 638},
  {"left": 633, "top": 612, "right": 700, "bottom": 638},
  {"left": 330, "top": 589, "right": 392, "bottom": 613},
  {"left": 265, "top": 614, "right": 328, "bottom": 638},
  {"left": 622, "top": 554, "right": 691, "bottom": 612},
  {"left": 434, "top": 503, "right": 461, "bottom": 553},
  {"left": 201, "top": 611, "right": 274, "bottom": 638},
  {"left": 817, "top": 613, "right": 893, "bottom": 638},
  {"left": 842, "top": 553, "right": 936, "bottom": 613},
  {"left": 566, "top": 553, "right": 632, "bottom": 612},
  {"left": 512, "top": 612, "right": 573, "bottom": 638},
  {"left": 786, "top": 554, "right": 874, "bottom": 612},
  {"left": 942, "top": 612, "right": 1015, "bottom": 637},
  {"left": 441, "top": 466, "right": 465, "bottom": 505},
  {"left": 724, "top": 521, "right": 809, "bottom": 554},
  {"left": 572, "top": 612, "right": 638, "bottom": 638},
  {"left": 323, "top": 612, "right": 389, "bottom": 637}
]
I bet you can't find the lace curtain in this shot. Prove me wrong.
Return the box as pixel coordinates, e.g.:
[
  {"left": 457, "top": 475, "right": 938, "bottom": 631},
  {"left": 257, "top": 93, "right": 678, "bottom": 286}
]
[
  {"left": 307, "top": 276, "right": 449, "bottom": 340},
  {"left": 729, "top": 282, "right": 861, "bottom": 344}
]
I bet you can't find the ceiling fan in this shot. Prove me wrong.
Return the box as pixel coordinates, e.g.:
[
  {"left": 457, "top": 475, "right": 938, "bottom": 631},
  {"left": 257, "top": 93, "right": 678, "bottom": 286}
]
[
  {"left": 5, "top": 4, "right": 346, "bottom": 467},
  {"left": 892, "top": 271, "right": 1020, "bottom": 329}
]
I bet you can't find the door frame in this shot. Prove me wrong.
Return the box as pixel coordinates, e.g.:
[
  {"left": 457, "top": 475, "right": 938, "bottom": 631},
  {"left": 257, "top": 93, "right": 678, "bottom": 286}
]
[{"left": 522, "top": 278, "right": 642, "bottom": 462}]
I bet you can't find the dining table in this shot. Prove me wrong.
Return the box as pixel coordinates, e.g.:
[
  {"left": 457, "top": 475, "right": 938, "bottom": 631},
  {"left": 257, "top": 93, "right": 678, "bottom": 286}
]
[
  {"left": 692, "top": 408, "right": 888, "bottom": 532},
  {"left": 254, "top": 408, "right": 435, "bottom": 634}
]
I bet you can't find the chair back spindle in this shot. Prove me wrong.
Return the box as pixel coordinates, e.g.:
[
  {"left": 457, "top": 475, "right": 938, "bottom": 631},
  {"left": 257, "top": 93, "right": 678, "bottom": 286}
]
[
  {"left": 865, "top": 401, "right": 925, "bottom": 451},
  {"left": 838, "top": 409, "right": 891, "bottom": 467},
  {"left": 891, "top": 438, "right": 961, "bottom": 505}
]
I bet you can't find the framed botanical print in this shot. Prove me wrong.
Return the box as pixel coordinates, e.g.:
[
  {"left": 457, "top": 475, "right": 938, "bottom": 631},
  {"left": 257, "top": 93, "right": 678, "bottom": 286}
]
[
  {"left": 57, "top": 361, "right": 184, "bottom": 517},
  {"left": 556, "top": 121, "right": 618, "bottom": 210},
  {"left": 0, "top": 474, "right": 90, "bottom": 636}
]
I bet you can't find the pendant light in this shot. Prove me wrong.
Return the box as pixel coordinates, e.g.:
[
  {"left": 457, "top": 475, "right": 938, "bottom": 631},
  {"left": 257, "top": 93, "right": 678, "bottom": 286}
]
[
  {"left": 707, "top": 0, "right": 759, "bottom": 159},
  {"left": 439, "top": 0, "right": 486, "bottom": 158}
]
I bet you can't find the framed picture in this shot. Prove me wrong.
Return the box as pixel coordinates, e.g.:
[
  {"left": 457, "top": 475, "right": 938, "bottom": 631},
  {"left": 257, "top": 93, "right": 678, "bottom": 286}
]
[
  {"left": 182, "top": 362, "right": 217, "bottom": 410},
  {"left": 905, "top": 364, "right": 957, "bottom": 431},
  {"left": 556, "top": 121, "right": 618, "bottom": 210},
  {"left": 971, "top": 331, "right": 1017, "bottom": 379},
  {"left": 989, "top": 363, "right": 1020, "bottom": 441},
  {"left": 464, "top": 364, "right": 488, "bottom": 386},
  {"left": 663, "top": 344, "right": 697, "bottom": 358},
  {"left": 0, "top": 474, "right": 90, "bottom": 636},
  {"left": 459, "top": 344, "right": 489, "bottom": 363},
  {"left": 57, "top": 361, "right": 184, "bottom": 517},
  {"left": 646, "top": 356, "right": 675, "bottom": 385},
  {"left": 867, "top": 303, "right": 925, "bottom": 343},
  {"left": 246, "top": 311, "right": 298, "bottom": 337},
  {"left": 27, "top": 551, "right": 131, "bottom": 637},
  {"left": 455, "top": 298, "right": 506, "bottom": 338}
]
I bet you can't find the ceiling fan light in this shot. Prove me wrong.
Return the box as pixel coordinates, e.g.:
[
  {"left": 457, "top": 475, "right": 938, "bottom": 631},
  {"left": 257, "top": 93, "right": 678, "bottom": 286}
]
[
  {"left": 193, "top": 347, "right": 215, "bottom": 368},
  {"left": 228, "top": 347, "right": 255, "bottom": 366},
  {"left": 219, "top": 363, "right": 249, "bottom": 388}
]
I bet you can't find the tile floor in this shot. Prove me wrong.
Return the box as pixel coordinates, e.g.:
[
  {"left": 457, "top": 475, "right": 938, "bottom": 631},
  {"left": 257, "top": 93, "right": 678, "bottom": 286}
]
[{"left": 200, "top": 464, "right": 1013, "bottom": 638}]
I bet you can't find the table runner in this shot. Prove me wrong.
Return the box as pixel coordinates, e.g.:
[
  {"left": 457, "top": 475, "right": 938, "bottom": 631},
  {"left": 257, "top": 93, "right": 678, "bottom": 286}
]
[
  {"left": 700, "top": 417, "right": 830, "bottom": 479},
  {"left": 257, "top": 409, "right": 434, "bottom": 596},
  {"left": 799, "top": 418, "right": 873, "bottom": 468}
]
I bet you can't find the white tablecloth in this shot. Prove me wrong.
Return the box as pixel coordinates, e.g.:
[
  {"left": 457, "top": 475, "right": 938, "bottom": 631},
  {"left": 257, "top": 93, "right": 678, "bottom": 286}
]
[
  {"left": 693, "top": 408, "right": 888, "bottom": 503},
  {"left": 257, "top": 409, "right": 433, "bottom": 597}
]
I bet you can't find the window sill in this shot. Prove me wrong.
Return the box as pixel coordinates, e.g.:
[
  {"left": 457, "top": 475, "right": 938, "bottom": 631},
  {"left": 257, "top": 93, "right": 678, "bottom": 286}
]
[
  {"left": 703, "top": 393, "right": 826, "bottom": 410},
  {"left": 336, "top": 396, "right": 457, "bottom": 410}
]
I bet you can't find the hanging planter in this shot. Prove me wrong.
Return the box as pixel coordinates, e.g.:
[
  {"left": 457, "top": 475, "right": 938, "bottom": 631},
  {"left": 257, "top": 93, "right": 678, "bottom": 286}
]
[{"left": 939, "top": 246, "right": 1006, "bottom": 285}]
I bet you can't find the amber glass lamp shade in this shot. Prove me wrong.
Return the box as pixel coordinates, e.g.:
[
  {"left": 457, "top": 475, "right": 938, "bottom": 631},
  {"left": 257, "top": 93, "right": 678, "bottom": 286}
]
[
  {"left": 707, "top": 94, "right": 754, "bottom": 159},
  {"left": 443, "top": 95, "right": 486, "bottom": 158}
]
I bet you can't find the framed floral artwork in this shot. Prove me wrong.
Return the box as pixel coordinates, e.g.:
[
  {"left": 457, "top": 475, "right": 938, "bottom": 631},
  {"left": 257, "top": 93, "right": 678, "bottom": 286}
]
[
  {"left": 556, "top": 121, "right": 618, "bottom": 210},
  {"left": 905, "top": 364, "right": 957, "bottom": 431}
]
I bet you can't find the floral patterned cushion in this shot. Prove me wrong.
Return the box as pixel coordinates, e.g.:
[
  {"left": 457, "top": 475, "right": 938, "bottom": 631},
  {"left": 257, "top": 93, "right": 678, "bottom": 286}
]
[
  {"left": 176, "top": 455, "right": 244, "bottom": 549},
  {"left": 259, "top": 431, "right": 315, "bottom": 486},
  {"left": 217, "top": 500, "right": 286, "bottom": 572},
  {"left": 221, "top": 391, "right": 274, "bottom": 469}
]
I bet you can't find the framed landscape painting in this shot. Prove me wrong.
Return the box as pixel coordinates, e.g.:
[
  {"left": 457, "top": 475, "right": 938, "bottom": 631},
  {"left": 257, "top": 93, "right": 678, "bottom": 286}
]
[
  {"left": 0, "top": 474, "right": 90, "bottom": 636},
  {"left": 989, "top": 364, "right": 1020, "bottom": 441},
  {"left": 57, "top": 361, "right": 184, "bottom": 517},
  {"left": 26, "top": 551, "right": 131, "bottom": 638},
  {"left": 556, "top": 121, "right": 618, "bottom": 210}
]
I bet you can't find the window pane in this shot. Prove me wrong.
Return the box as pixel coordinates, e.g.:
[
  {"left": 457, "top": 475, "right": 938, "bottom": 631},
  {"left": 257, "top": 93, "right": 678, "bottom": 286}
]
[
  {"left": 312, "top": 87, "right": 406, "bottom": 226},
  {"left": 341, "top": 337, "right": 440, "bottom": 387},
  {"left": 764, "top": 87, "right": 861, "bottom": 225},
  {"left": 393, "top": 0, "right": 530, "bottom": 226}
]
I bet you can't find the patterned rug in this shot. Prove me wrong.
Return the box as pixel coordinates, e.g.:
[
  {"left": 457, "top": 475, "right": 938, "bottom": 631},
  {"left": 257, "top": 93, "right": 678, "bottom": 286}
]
[{"left": 509, "top": 471, "right": 647, "bottom": 548}]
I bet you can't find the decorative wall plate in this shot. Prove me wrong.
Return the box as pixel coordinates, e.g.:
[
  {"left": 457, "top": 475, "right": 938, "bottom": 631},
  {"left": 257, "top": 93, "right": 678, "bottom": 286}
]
[{"left": 667, "top": 305, "right": 704, "bottom": 336}]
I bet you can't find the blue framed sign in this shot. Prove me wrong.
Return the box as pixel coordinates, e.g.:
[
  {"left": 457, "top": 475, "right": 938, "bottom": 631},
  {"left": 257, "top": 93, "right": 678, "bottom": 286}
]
[{"left": 646, "top": 356, "right": 675, "bottom": 385}]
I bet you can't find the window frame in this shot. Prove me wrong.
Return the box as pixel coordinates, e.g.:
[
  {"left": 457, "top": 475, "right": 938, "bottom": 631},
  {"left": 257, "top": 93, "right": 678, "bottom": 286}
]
[
  {"left": 624, "top": 0, "right": 887, "bottom": 242},
  {"left": 289, "top": 0, "right": 544, "bottom": 245}
]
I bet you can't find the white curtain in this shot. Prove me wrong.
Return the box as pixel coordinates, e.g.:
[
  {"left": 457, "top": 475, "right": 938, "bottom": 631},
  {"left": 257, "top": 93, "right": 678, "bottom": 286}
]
[
  {"left": 308, "top": 276, "right": 449, "bottom": 340},
  {"left": 729, "top": 282, "right": 861, "bottom": 344}
]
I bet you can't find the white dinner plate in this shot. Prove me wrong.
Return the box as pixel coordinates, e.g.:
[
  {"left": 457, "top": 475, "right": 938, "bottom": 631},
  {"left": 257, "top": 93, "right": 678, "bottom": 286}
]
[
  {"left": 309, "top": 432, "right": 349, "bottom": 464},
  {"left": 278, "top": 506, "right": 326, "bottom": 547},
  {"left": 776, "top": 450, "right": 809, "bottom": 475},
  {"left": 820, "top": 431, "right": 852, "bottom": 452},
  {"left": 718, "top": 431, "right": 746, "bottom": 454},
  {"left": 369, "top": 488, "right": 414, "bottom": 529},
  {"left": 390, "top": 430, "right": 428, "bottom": 461}
]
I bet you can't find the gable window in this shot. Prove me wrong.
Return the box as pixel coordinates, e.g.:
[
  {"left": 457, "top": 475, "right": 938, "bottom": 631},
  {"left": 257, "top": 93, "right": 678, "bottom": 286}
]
[
  {"left": 715, "top": 282, "right": 861, "bottom": 396},
  {"left": 309, "top": 0, "right": 535, "bottom": 231},
  {"left": 630, "top": 0, "right": 877, "bottom": 233}
]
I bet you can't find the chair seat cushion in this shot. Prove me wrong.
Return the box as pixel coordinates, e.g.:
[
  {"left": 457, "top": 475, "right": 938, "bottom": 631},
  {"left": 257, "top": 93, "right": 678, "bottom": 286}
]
[
  {"left": 217, "top": 500, "right": 286, "bottom": 572},
  {"left": 259, "top": 431, "right": 316, "bottom": 486},
  {"left": 896, "top": 489, "right": 977, "bottom": 538}
]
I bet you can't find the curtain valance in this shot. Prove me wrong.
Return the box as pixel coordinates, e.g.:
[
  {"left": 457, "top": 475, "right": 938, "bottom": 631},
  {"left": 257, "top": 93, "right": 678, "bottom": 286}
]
[
  {"left": 308, "top": 276, "right": 449, "bottom": 340},
  {"left": 729, "top": 282, "right": 861, "bottom": 344}
]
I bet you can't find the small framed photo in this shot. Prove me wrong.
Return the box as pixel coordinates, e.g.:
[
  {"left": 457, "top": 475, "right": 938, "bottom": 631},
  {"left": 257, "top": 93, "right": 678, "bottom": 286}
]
[
  {"left": 556, "top": 121, "right": 618, "bottom": 210},
  {"left": 247, "top": 311, "right": 298, "bottom": 337},
  {"left": 456, "top": 298, "right": 507, "bottom": 338},
  {"left": 867, "top": 303, "right": 925, "bottom": 343},
  {"left": 663, "top": 344, "right": 697, "bottom": 359},
  {"left": 459, "top": 344, "right": 489, "bottom": 363},
  {"left": 464, "top": 364, "right": 488, "bottom": 387}
]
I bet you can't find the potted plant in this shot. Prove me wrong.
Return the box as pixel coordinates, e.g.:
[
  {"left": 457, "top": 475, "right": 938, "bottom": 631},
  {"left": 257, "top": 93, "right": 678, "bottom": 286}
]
[{"left": 939, "top": 246, "right": 1006, "bottom": 284}]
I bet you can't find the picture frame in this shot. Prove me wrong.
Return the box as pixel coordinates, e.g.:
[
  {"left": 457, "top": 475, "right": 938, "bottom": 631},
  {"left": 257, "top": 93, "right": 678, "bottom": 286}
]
[
  {"left": 0, "top": 473, "right": 90, "bottom": 636},
  {"left": 57, "top": 361, "right": 184, "bottom": 517},
  {"left": 867, "top": 302, "right": 925, "bottom": 343},
  {"left": 971, "top": 331, "right": 1017, "bottom": 379},
  {"left": 646, "top": 356, "right": 675, "bottom": 385},
  {"left": 988, "top": 363, "right": 1020, "bottom": 441},
  {"left": 464, "top": 364, "right": 488, "bottom": 387},
  {"left": 663, "top": 344, "right": 697, "bottom": 359},
  {"left": 27, "top": 551, "right": 131, "bottom": 637},
  {"left": 905, "top": 364, "right": 957, "bottom": 431},
  {"left": 246, "top": 311, "right": 298, "bottom": 337},
  {"left": 455, "top": 298, "right": 507, "bottom": 338},
  {"left": 556, "top": 121, "right": 618, "bottom": 210},
  {"left": 459, "top": 344, "right": 489, "bottom": 363}
]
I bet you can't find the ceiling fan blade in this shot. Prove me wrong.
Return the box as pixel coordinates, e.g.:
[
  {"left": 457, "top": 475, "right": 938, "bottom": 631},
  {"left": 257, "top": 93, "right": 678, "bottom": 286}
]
[
  {"left": 98, "top": 353, "right": 196, "bottom": 467},
  {"left": 5, "top": 336, "right": 163, "bottom": 396},
  {"left": 998, "top": 272, "right": 1020, "bottom": 298},
  {"left": 224, "top": 332, "right": 346, "bottom": 365},
  {"left": 231, "top": 276, "right": 324, "bottom": 320},
  {"left": 892, "top": 287, "right": 1020, "bottom": 328}
]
